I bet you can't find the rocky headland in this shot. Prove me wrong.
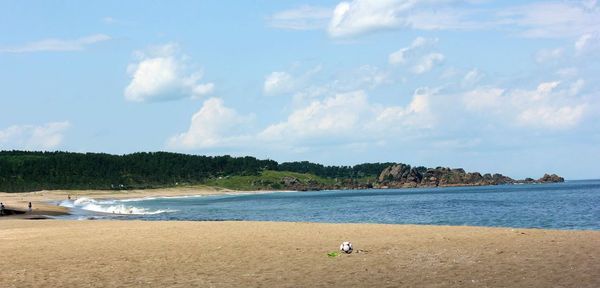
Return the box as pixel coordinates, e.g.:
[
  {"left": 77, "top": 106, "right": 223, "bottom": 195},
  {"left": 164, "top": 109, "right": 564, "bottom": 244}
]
[
  {"left": 376, "top": 164, "right": 564, "bottom": 188},
  {"left": 260, "top": 164, "right": 565, "bottom": 191}
]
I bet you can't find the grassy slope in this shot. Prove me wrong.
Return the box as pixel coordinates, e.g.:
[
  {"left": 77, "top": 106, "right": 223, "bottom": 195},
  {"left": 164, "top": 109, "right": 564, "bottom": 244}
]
[{"left": 201, "top": 170, "right": 339, "bottom": 191}]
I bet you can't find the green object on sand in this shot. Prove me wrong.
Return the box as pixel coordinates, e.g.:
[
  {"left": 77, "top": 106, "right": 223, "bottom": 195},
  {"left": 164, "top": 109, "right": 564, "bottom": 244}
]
[{"left": 327, "top": 251, "right": 339, "bottom": 257}]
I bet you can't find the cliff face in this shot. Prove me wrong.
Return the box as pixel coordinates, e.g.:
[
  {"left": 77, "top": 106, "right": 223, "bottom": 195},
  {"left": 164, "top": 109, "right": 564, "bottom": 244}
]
[{"left": 376, "top": 164, "right": 564, "bottom": 188}]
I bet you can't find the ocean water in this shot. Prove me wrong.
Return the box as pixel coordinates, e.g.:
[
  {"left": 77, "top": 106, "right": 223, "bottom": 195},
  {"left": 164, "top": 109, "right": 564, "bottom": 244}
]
[{"left": 59, "top": 180, "right": 600, "bottom": 230}]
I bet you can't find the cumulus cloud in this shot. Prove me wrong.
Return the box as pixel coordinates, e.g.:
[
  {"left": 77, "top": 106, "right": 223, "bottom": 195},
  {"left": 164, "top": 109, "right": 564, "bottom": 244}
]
[
  {"left": 462, "top": 87, "right": 504, "bottom": 111},
  {"left": 268, "top": 6, "right": 332, "bottom": 30},
  {"left": 124, "top": 44, "right": 214, "bottom": 102},
  {"left": 328, "top": 0, "right": 414, "bottom": 37},
  {"left": 0, "top": 34, "right": 110, "bottom": 53},
  {"left": 375, "top": 87, "right": 435, "bottom": 128},
  {"left": 413, "top": 53, "right": 445, "bottom": 74},
  {"left": 388, "top": 37, "right": 437, "bottom": 65},
  {"left": 327, "top": 0, "right": 487, "bottom": 37},
  {"left": 389, "top": 37, "right": 444, "bottom": 74},
  {"left": 260, "top": 91, "right": 371, "bottom": 142},
  {"left": 167, "top": 98, "right": 253, "bottom": 149},
  {"left": 0, "top": 122, "right": 70, "bottom": 150},
  {"left": 263, "top": 65, "right": 325, "bottom": 97},
  {"left": 259, "top": 89, "right": 433, "bottom": 144},
  {"left": 264, "top": 71, "right": 293, "bottom": 95},
  {"left": 462, "top": 80, "right": 588, "bottom": 129}
]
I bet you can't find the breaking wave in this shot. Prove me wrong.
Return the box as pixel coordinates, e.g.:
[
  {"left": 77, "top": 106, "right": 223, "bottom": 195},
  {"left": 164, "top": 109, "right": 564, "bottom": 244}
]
[{"left": 59, "top": 197, "right": 175, "bottom": 215}]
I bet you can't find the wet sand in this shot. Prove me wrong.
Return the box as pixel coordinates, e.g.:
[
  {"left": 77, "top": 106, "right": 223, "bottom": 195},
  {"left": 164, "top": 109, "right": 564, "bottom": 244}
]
[{"left": 1, "top": 220, "right": 598, "bottom": 287}]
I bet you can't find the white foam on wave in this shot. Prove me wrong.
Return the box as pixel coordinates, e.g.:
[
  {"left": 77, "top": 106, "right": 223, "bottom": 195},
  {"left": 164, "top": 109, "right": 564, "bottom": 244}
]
[{"left": 59, "top": 197, "right": 175, "bottom": 215}]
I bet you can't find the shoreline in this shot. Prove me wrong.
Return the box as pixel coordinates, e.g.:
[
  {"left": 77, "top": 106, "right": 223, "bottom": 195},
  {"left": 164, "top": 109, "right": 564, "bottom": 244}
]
[
  {"left": 0, "top": 183, "right": 595, "bottom": 230},
  {"left": 0, "top": 187, "right": 301, "bottom": 219}
]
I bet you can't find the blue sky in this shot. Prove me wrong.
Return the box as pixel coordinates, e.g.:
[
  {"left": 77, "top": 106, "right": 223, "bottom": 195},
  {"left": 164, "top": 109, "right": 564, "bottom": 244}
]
[{"left": 1, "top": 0, "right": 599, "bottom": 179}]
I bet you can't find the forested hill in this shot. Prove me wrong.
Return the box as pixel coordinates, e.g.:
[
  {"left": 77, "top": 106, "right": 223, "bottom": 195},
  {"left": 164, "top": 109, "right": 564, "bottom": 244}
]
[{"left": 0, "top": 151, "right": 393, "bottom": 192}]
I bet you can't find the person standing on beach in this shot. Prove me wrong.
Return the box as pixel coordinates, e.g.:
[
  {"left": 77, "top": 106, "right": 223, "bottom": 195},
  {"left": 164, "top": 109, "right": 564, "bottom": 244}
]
[
  {"left": 1, "top": 202, "right": 5, "bottom": 216},
  {"left": 28, "top": 202, "right": 32, "bottom": 212}
]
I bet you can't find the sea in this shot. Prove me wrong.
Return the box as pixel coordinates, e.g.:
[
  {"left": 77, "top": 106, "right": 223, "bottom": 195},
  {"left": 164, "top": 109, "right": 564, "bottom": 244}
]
[{"left": 58, "top": 180, "right": 600, "bottom": 230}]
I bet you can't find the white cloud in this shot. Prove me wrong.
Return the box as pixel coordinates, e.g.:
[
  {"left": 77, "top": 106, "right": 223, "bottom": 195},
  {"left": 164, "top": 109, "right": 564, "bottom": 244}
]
[
  {"left": 517, "top": 105, "right": 586, "bottom": 129},
  {"left": 167, "top": 98, "right": 253, "bottom": 149},
  {"left": 328, "top": 0, "right": 416, "bottom": 37},
  {"left": 273, "top": 1, "right": 598, "bottom": 39},
  {"left": 0, "top": 122, "right": 70, "bottom": 150},
  {"left": 462, "top": 68, "right": 484, "bottom": 87},
  {"left": 260, "top": 91, "right": 371, "bottom": 142},
  {"left": 375, "top": 87, "right": 434, "bottom": 128},
  {"left": 575, "top": 33, "right": 600, "bottom": 54},
  {"left": 264, "top": 71, "right": 293, "bottom": 95},
  {"left": 499, "top": 2, "right": 600, "bottom": 38},
  {"left": 124, "top": 44, "right": 214, "bottom": 102},
  {"left": 413, "top": 53, "right": 444, "bottom": 74},
  {"left": 327, "top": 0, "right": 486, "bottom": 37},
  {"left": 389, "top": 36, "right": 437, "bottom": 65},
  {"left": 268, "top": 6, "right": 332, "bottom": 30},
  {"left": 389, "top": 37, "right": 444, "bottom": 75},
  {"left": 535, "top": 48, "right": 564, "bottom": 63},
  {"left": 259, "top": 89, "right": 433, "bottom": 144},
  {"left": 0, "top": 34, "right": 110, "bottom": 53},
  {"left": 462, "top": 87, "right": 504, "bottom": 111},
  {"left": 263, "top": 64, "right": 325, "bottom": 96},
  {"left": 575, "top": 34, "right": 593, "bottom": 52},
  {"left": 352, "top": 65, "right": 390, "bottom": 88},
  {"left": 462, "top": 80, "right": 588, "bottom": 129}
]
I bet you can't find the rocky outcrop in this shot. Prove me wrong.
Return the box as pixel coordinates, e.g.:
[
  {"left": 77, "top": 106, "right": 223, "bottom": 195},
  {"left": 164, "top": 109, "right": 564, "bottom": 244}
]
[
  {"left": 537, "top": 173, "right": 565, "bottom": 183},
  {"left": 377, "top": 164, "right": 563, "bottom": 188}
]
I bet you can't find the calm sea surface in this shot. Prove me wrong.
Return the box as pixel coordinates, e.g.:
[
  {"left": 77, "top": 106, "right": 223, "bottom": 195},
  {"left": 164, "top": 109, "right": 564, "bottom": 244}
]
[{"left": 62, "top": 180, "right": 600, "bottom": 230}]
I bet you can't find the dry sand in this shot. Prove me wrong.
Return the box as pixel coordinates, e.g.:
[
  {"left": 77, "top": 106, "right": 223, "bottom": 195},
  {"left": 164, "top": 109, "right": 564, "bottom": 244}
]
[{"left": 1, "top": 220, "right": 598, "bottom": 288}]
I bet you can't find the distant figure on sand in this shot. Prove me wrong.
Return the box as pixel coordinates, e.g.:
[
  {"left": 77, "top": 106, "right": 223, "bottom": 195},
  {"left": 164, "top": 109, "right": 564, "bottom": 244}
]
[
  {"left": 1, "top": 202, "right": 5, "bottom": 216},
  {"left": 28, "top": 202, "right": 32, "bottom": 212}
]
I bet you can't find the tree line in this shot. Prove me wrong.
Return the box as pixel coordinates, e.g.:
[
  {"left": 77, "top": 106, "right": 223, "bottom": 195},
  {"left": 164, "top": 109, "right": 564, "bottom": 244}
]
[{"left": 0, "top": 151, "right": 396, "bottom": 192}]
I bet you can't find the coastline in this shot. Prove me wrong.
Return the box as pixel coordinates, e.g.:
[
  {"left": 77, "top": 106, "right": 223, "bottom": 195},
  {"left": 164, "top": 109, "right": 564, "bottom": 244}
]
[
  {"left": 0, "top": 187, "right": 301, "bottom": 218},
  {"left": 0, "top": 181, "right": 575, "bottom": 219},
  {"left": 1, "top": 220, "right": 598, "bottom": 287},
  {"left": 0, "top": 187, "right": 224, "bottom": 218}
]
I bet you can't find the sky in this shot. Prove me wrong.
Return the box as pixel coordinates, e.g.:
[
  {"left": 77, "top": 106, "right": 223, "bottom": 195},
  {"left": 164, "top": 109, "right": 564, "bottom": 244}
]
[{"left": 1, "top": 0, "right": 599, "bottom": 179}]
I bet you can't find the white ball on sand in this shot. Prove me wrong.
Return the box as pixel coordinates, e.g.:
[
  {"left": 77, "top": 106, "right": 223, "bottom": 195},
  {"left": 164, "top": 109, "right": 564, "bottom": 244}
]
[{"left": 340, "top": 241, "right": 353, "bottom": 254}]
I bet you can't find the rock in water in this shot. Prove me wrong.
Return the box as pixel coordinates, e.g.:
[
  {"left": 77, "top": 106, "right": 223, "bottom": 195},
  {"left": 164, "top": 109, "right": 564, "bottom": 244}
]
[{"left": 537, "top": 174, "right": 565, "bottom": 183}]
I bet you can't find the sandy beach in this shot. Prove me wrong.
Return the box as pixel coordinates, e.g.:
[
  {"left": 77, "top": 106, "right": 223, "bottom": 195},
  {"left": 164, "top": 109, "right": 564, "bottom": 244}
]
[
  {"left": 0, "top": 187, "right": 233, "bottom": 218},
  {"left": 1, "top": 220, "right": 598, "bottom": 287}
]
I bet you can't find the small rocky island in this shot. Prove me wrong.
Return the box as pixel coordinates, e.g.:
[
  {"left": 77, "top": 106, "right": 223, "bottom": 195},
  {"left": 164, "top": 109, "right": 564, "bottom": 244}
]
[{"left": 376, "top": 164, "right": 564, "bottom": 188}]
